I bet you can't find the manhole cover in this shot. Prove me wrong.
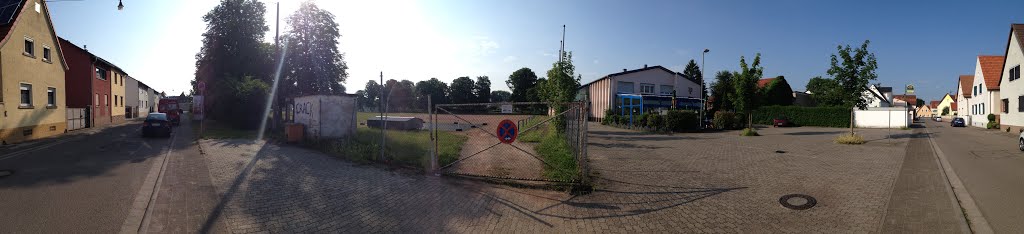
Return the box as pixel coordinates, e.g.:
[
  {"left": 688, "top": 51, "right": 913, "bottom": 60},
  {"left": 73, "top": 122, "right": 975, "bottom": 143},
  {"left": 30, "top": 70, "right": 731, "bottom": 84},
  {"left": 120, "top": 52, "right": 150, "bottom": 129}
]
[
  {"left": 0, "top": 170, "right": 13, "bottom": 178},
  {"left": 779, "top": 194, "right": 816, "bottom": 210}
]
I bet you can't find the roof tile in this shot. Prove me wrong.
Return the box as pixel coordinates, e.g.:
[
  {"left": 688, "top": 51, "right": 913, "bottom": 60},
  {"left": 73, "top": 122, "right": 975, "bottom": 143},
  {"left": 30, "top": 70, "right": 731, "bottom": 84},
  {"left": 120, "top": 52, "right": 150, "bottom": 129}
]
[{"left": 979, "top": 56, "right": 1005, "bottom": 90}]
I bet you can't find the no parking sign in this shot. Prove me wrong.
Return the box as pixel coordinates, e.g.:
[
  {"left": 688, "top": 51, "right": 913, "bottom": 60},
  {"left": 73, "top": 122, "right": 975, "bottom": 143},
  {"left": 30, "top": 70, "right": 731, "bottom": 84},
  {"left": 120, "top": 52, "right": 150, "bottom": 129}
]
[{"left": 496, "top": 119, "right": 518, "bottom": 144}]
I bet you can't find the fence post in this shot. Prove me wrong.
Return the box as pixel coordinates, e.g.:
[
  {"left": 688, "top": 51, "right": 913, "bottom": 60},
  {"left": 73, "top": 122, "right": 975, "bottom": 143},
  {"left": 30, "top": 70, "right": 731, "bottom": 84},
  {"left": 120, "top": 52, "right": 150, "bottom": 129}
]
[{"left": 429, "top": 96, "right": 438, "bottom": 174}]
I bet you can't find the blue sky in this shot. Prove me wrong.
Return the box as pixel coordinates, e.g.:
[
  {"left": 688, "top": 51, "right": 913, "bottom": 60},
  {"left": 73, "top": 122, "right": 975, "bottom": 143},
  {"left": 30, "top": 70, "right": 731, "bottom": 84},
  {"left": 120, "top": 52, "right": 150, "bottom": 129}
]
[{"left": 48, "top": 0, "right": 1024, "bottom": 102}]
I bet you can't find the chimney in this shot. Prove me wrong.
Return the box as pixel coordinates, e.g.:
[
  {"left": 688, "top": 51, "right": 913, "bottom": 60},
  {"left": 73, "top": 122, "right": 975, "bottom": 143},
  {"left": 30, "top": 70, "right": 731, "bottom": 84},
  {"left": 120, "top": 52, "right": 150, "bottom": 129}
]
[
  {"left": 644, "top": 64, "right": 648, "bottom": 68},
  {"left": 622, "top": 69, "right": 627, "bottom": 72}
]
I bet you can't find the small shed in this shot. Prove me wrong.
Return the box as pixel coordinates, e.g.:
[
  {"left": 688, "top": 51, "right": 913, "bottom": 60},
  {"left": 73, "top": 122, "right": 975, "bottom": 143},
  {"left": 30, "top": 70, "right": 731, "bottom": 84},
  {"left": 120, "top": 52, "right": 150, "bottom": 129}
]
[
  {"left": 367, "top": 116, "right": 424, "bottom": 130},
  {"left": 293, "top": 95, "right": 357, "bottom": 139}
]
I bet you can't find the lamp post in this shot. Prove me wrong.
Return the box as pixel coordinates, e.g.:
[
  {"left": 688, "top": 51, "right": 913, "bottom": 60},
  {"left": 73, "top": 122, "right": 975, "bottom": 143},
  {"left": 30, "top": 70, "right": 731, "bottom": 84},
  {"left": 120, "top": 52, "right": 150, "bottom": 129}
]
[
  {"left": 701, "top": 49, "right": 709, "bottom": 129},
  {"left": 117, "top": 0, "right": 123, "bottom": 10}
]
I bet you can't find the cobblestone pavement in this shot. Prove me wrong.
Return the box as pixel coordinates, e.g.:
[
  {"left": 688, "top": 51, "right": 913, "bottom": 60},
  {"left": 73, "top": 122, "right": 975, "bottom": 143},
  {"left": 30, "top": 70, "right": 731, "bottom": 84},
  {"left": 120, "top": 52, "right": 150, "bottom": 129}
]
[{"left": 197, "top": 123, "right": 918, "bottom": 233}]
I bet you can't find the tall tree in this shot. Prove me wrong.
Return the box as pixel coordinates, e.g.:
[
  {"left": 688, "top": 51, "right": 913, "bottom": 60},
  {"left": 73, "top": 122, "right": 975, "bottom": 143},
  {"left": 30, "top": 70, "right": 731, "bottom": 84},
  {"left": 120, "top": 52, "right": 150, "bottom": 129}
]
[
  {"left": 828, "top": 40, "right": 879, "bottom": 110},
  {"left": 732, "top": 53, "right": 764, "bottom": 129},
  {"left": 383, "top": 79, "right": 414, "bottom": 112},
  {"left": 806, "top": 76, "right": 844, "bottom": 106},
  {"left": 474, "top": 76, "right": 492, "bottom": 103},
  {"left": 490, "top": 90, "right": 511, "bottom": 102},
  {"left": 682, "top": 60, "right": 705, "bottom": 97},
  {"left": 759, "top": 76, "right": 794, "bottom": 106},
  {"left": 193, "top": 0, "right": 270, "bottom": 124},
  {"left": 539, "top": 51, "right": 581, "bottom": 130},
  {"left": 506, "top": 67, "right": 539, "bottom": 102},
  {"left": 364, "top": 80, "right": 381, "bottom": 110},
  {"left": 916, "top": 98, "right": 925, "bottom": 108},
  {"left": 282, "top": 1, "right": 348, "bottom": 96},
  {"left": 709, "top": 71, "right": 734, "bottom": 114},
  {"left": 450, "top": 76, "right": 476, "bottom": 104},
  {"left": 354, "top": 90, "right": 369, "bottom": 110},
  {"left": 415, "top": 78, "right": 450, "bottom": 108}
]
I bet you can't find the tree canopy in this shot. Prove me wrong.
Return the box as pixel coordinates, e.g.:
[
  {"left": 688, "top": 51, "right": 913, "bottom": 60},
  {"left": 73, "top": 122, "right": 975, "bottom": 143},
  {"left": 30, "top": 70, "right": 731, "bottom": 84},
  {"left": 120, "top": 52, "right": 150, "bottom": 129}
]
[
  {"left": 828, "top": 40, "right": 878, "bottom": 109},
  {"left": 474, "top": 76, "right": 491, "bottom": 103},
  {"left": 282, "top": 1, "right": 348, "bottom": 96},
  {"left": 490, "top": 90, "right": 511, "bottom": 102},
  {"left": 506, "top": 67, "right": 540, "bottom": 102},
  {"left": 415, "top": 78, "right": 449, "bottom": 108},
  {"left": 450, "top": 76, "right": 476, "bottom": 104},
  {"left": 709, "top": 71, "right": 734, "bottom": 114},
  {"left": 806, "top": 76, "right": 844, "bottom": 106},
  {"left": 732, "top": 53, "right": 763, "bottom": 128},
  {"left": 682, "top": 60, "right": 705, "bottom": 97}
]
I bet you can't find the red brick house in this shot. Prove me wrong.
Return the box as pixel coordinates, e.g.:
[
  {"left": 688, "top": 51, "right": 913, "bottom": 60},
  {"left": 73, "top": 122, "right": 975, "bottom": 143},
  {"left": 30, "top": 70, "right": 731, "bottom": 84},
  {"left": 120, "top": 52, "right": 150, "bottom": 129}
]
[{"left": 58, "top": 37, "right": 121, "bottom": 128}]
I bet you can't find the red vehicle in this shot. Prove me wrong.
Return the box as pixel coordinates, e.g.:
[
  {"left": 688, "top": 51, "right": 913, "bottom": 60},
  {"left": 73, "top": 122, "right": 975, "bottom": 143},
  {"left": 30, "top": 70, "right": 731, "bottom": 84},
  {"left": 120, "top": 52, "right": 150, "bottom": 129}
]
[{"left": 158, "top": 98, "right": 182, "bottom": 125}]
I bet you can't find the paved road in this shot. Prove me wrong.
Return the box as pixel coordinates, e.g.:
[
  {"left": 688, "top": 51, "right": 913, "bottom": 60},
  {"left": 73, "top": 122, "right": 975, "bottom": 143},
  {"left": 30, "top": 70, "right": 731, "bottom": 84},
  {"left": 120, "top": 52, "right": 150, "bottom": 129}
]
[
  {"left": 925, "top": 120, "right": 1024, "bottom": 233},
  {"left": 0, "top": 122, "right": 167, "bottom": 233}
]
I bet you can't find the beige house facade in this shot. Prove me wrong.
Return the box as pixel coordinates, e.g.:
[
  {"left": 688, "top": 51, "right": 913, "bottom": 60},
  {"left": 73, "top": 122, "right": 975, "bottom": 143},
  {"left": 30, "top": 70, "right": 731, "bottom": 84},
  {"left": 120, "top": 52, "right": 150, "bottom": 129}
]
[{"left": 0, "top": 0, "right": 68, "bottom": 144}]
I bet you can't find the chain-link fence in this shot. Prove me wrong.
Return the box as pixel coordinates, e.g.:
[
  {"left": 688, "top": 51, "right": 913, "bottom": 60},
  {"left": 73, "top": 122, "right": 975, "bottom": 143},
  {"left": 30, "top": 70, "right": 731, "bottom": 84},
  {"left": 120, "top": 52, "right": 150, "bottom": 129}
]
[{"left": 431, "top": 102, "right": 589, "bottom": 185}]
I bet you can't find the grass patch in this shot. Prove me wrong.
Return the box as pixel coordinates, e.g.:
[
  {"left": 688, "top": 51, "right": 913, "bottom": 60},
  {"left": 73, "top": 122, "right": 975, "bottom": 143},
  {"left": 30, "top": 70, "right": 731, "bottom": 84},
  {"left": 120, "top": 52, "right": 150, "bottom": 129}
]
[
  {"left": 834, "top": 134, "right": 865, "bottom": 145},
  {"left": 518, "top": 116, "right": 549, "bottom": 143},
  {"left": 305, "top": 127, "right": 467, "bottom": 169},
  {"left": 193, "top": 120, "right": 258, "bottom": 139},
  {"left": 536, "top": 130, "right": 578, "bottom": 182},
  {"left": 740, "top": 128, "right": 760, "bottom": 136}
]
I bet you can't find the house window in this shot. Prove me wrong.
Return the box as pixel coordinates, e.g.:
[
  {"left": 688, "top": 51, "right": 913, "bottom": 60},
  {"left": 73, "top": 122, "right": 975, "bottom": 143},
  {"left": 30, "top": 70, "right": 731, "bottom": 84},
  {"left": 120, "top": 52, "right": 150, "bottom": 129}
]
[
  {"left": 982, "top": 103, "right": 986, "bottom": 114},
  {"left": 96, "top": 67, "right": 107, "bottom": 80},
  {"left": 1011, "top": 65, "right": 1021, "bottom": 82},
  {"left": 47, "top": 87, "right": 56, "bottom": 107},
  {"left": 660, "top": 85, "right": 673, "bottom": 95},
  {"left": 1002, "top": 99, "right": 1009, "bottom": 113},
  {"left": 20, "top": 83, "right": 32, "bottom": 107},
  {"left": 979, "top": 83, "right": 983, "bottom": 92},
  {"left": 24, "top": 38, "right": 33, "bottom": 56},
  {"left": 95, "top": 94, "right": 99, "bottom": 106},
  {"left": 616, "top": 81, "right": 634, "bottom": 93},
  {"left": 1020, "top": 96, "right": 1024, "bottom": 112},
  {"left": 42, "top": 46, "right": 50, "bottom": 62},
  {"left": 639, "top": 83, "right": 655, "bottom": 94},
  {"left": 104, "top": 94, "right": 108, "bottom": 106}
]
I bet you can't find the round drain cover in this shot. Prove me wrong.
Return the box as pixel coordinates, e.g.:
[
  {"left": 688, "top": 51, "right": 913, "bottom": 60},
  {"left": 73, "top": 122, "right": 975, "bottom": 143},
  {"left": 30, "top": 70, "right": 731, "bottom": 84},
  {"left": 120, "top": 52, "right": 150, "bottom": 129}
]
[
  {"left": 779, "top": 194, "right": 816, "bottom": 210},
  {"left": 0, "top": 170, "right": 13, "bottom": 178}
]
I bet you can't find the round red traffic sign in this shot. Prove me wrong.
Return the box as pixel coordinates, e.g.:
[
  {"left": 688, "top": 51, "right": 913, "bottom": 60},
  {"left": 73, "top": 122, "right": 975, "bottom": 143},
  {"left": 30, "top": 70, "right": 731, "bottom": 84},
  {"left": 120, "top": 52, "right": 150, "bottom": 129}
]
[{"left": 496, "top": 119, "right": 518, "bottom": 144}]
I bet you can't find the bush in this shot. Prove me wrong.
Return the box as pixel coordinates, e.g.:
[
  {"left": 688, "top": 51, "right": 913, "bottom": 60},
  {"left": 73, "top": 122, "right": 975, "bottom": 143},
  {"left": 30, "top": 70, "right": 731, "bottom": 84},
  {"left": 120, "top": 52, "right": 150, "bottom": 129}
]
[
  {"left": 752, "top": 106, "right": 851, "bottom": 128},
  {"left": 713, "top": 111, "right": 744, "bottom": 130},
  {"left": 835, "top": 134, "right": 865, "bottom": 145},
  {"left": 637, "top": 113, "right": 652, "bottom": 127},
  {"left": 740, "top": 128, "right": 759, "bottom": 136},
  {"left": 665, "top": 110, "right": 698, "bottom": 132},
  {"left": 987, "top": 122, "right": 999, "bottom": 129},
  {"left": 647, "top": 114, "right": 665, "bottom": 131},
  {"left": 988, "top": 114, "right": 996, "bottom": 121}
]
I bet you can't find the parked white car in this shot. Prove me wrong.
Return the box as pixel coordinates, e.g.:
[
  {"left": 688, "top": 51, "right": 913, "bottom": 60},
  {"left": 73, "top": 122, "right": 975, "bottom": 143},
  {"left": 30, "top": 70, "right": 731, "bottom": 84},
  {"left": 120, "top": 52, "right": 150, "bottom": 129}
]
[
  {"left": 1019, "top": 131, "right": 1024, "bottom": 151},
  {"left": 934, "top": 117, "right": 942, "bottom": 122}
]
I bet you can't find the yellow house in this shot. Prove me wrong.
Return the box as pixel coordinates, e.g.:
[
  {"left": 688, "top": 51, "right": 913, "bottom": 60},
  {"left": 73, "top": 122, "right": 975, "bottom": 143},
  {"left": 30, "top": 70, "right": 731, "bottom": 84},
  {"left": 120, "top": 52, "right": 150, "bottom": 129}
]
[
  {"left": 111, "top": 67, "right": 126, "bottom": 124},
  {"left": 0, "top": 0, "right": 68, "bottom": 144},
  {"left": 937, "top": 93, "right": 956, "bottom": 117}
]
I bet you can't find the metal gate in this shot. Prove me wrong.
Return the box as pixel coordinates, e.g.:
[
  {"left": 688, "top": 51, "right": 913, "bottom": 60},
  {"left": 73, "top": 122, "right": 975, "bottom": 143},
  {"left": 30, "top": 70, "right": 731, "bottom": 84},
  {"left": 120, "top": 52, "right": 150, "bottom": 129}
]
[
  {"left": 66, "top": 107, "right": 88, "bottom": 131},
  {"left": 431, "top": 102, "right": 589, "bottom": 185}
]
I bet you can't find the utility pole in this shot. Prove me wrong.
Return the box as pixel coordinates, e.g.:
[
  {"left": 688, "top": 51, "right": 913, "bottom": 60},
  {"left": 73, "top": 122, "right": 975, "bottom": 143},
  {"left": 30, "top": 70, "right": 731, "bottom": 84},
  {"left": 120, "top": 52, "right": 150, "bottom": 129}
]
[{"left": 559, "top": 25, "right": 565, "bottom": 63}]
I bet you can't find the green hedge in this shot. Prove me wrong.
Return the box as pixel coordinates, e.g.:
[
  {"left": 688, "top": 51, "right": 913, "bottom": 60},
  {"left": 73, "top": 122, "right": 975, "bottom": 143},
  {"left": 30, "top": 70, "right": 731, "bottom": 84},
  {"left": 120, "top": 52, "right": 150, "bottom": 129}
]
[{"left": 751, "top": 106, "right": 850, "bottom": 128}]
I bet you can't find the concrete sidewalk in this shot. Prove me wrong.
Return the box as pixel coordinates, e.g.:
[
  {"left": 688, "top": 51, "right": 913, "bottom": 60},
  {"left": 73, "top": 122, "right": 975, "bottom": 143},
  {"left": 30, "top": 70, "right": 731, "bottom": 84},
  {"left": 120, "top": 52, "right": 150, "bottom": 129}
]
[{"left": 880, "top": 127, "right": 967, "bottom": 233}]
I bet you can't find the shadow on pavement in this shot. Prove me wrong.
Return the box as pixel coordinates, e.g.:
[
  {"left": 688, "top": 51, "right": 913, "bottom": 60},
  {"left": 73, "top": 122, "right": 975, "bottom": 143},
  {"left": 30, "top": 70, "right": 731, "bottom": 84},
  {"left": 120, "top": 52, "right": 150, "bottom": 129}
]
[
  {"left": 782, "top": 131, "right": 845, "bottom": 136},
  {"left": 0, "top": 122, "right": 166, "bottom": 189}
]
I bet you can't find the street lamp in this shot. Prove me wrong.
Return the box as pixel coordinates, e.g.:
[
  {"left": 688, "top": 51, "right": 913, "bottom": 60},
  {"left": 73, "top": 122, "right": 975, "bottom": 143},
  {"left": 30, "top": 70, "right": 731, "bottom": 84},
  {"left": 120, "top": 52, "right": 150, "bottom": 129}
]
[
  {"left": 117, "top": 0, "right": 123, "bottom": 10},
  {"left": 701, "top": 49, "right": 709, "bottom": 129}
]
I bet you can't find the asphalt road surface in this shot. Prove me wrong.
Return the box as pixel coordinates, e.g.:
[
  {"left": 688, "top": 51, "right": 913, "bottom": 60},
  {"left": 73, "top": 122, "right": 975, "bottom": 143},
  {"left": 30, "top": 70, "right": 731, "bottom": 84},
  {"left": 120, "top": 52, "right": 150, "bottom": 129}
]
[
  {"left": 925, "top": 120, "right": 1024, "bottom": 233},
  {"left": 0, "top": 122, "right": 173, "bottom": 233}
]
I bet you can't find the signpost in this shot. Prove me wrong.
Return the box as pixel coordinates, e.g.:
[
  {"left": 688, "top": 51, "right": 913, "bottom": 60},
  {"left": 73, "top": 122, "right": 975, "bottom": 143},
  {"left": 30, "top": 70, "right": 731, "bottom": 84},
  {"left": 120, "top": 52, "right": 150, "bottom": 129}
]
[{"left": 496, "top": 119, "right": 518, "bottom": 144}]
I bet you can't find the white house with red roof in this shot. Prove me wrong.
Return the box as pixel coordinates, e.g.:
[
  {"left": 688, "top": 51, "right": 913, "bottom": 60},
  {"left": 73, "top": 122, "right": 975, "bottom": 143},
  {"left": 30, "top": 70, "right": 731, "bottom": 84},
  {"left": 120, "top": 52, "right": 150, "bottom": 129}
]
[
  {"left": 997, "top": 24, "right": 1024, "bottom": 132},
  {"left": 968, "top": 55, "right": 1004, "bottom": 127},
  {"left": 956, "top": 75, "right": 974, "bottom": 119}
]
